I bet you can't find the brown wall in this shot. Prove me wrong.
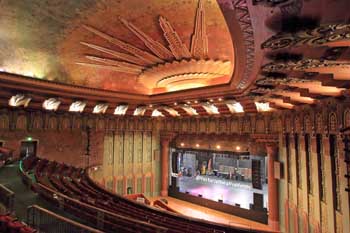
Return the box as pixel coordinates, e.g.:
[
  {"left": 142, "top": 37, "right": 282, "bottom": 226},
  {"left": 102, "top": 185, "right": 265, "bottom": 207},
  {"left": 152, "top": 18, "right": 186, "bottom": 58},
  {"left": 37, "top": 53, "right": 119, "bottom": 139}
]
[
  {"left": 0, "top": 97, "right": 349, "bottom": 232},
  {"left": 0, "top": 130, "right": 103, "bottom": 167}
]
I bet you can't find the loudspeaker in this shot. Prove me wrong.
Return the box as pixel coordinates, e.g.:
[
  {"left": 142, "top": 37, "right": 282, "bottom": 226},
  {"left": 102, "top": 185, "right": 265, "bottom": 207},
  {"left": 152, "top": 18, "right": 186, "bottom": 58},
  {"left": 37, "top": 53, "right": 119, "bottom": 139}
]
[{"left": 253, "top": 193, "right": 264, "bottom": 210}]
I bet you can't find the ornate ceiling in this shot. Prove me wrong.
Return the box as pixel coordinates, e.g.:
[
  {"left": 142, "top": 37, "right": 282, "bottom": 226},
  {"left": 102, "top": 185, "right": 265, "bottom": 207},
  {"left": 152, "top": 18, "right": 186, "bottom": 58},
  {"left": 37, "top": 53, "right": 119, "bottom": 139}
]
[
  {"left": 0, "top": 0, "right": 350, "bottom": 117},
  {"left": 0, "top": 0, "right": 235, "bottom": 94}
]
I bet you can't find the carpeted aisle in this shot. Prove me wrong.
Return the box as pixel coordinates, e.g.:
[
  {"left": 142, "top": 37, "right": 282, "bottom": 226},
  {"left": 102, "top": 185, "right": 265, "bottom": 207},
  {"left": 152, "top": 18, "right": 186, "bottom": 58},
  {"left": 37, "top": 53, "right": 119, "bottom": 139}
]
[{"left": 0, "top": 162, "right": 91, "bottom": 228}]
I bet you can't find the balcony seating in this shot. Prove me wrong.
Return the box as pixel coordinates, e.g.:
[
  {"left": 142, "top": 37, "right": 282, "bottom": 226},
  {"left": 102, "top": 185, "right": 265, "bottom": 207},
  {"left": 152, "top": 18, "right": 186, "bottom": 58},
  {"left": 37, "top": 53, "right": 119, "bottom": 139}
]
[
  {"left": 21, "top": 156, "right": 272, "bottom": 233},
  {"left": 0, "top": 214, "right": 36, "bottom": 233}
]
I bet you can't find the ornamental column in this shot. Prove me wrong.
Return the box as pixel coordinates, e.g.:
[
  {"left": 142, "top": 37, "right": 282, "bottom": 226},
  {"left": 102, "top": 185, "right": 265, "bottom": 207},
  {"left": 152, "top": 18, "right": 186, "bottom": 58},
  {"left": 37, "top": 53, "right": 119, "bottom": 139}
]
[
  {"left": 160, "top": 134, "right": 173, "bottom": 197},
  {"left": 266, "top": 144, "right": 280, "bottom": 231}
]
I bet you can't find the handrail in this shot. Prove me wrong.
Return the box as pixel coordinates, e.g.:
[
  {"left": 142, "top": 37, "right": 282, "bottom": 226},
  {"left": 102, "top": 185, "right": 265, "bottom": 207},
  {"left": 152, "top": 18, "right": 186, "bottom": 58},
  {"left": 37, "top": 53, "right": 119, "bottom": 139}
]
[
  {"left": 34, "top": 182, "right": 168, "bottom": 232},
  {"left": 0, "top": 183, "right": 15, "bottom": 213},
  {"left": 27, "top": 205, "right": 103, "bottom": 233}
]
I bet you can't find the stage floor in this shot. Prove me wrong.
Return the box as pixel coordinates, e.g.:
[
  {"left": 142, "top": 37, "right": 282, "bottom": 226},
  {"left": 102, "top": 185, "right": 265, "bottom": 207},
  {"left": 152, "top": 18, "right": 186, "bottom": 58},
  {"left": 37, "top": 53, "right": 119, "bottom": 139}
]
[
  {"left": 178, "top": 175, "right": 268, "bottom": 209},
  {"left": 148, "top": 196, "right": 273, "bottom": 232}
]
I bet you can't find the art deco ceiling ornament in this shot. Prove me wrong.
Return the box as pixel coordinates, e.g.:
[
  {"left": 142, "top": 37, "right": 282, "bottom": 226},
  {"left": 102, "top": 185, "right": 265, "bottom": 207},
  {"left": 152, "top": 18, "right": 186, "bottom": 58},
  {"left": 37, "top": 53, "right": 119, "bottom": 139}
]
[
  {"left": 262, "top": 23, "right": 350, "bottom": 50},
  {"left": 8, "top": 94, "right": 31, "bottom": 107},
  {"left": 256, "top": 76, "right": 310, "bottom": 86},
  {"left": 262, "top": 59, "right": 350, "bottom": 72},
  {"left": 77, "top": 0, "right": 232, "bottom": 93}
]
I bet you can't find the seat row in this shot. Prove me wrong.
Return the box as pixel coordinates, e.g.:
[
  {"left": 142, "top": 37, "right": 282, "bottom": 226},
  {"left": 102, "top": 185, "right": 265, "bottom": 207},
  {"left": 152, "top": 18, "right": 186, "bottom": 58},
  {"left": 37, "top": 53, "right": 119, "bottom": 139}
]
[
  {"left": 22, "top": 156, "right": 269, "bottom": 233},
  {"left": 0, "top": 214, "right": 36, "bottom": 233}
]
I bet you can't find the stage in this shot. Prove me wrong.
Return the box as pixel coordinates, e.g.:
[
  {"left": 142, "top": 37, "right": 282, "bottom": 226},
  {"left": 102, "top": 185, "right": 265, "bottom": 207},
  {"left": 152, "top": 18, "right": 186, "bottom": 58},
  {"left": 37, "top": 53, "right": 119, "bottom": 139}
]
[
  {"left": 148, "top": 196, "right": 273, "bottom": 232},
  {"left": 178, "top": 175, "right": 268, "bottom": 209}
]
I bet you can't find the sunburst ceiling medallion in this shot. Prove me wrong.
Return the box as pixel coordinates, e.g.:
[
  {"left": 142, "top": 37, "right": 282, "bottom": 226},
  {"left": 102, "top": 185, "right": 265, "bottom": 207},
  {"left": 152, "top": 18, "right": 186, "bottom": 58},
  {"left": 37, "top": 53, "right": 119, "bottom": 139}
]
[{"left": 77, "top": 0, "right": 233, "bottom": 94}]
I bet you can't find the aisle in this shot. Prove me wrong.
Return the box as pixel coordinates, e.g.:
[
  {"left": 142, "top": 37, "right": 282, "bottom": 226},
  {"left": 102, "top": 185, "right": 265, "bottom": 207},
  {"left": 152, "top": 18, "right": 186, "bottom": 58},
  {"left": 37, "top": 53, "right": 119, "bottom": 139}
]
[{"left": 0, "top": 162, "right": 86, "bottom": 225}]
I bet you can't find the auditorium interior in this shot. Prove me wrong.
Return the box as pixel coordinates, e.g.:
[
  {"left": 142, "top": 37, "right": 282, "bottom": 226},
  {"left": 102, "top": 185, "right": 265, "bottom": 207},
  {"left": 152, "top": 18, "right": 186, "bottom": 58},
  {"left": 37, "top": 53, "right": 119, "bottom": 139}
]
[{"left": 0, "top": 0, "right": 349, "bottom": 232}]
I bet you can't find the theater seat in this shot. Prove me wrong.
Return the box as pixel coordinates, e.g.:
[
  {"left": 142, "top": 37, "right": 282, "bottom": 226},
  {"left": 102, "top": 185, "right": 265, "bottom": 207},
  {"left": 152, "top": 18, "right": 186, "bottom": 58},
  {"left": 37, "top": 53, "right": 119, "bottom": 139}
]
[{"left": 7, "top": 220, "right": 23, "bottom": 233}]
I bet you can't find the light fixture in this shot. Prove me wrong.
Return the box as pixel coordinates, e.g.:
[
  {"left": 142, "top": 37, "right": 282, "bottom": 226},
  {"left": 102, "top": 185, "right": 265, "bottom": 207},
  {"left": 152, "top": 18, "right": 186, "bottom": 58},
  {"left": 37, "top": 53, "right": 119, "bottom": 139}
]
[
  {"left": 149, "top": 104, "right": 153, "bottom": 108},
  {"left": 151, "top": 109, "right": 164, "bottom": 117},
  {"left": 174, "top": 102, "right": 178, "bottom": 106},
  {"left": 134, "top": 106, "right": 147, "bottom": 116},
  {"left": 255, "top": 102, "right": 271, "bottom": 112},
  {"left": 9, "top": 94, "right": 31, "bottom": 107},
  {"left": 186, "top": 101, "right": 191, "bottom": 104},
  {"left": 196, "top": 144, "right": 200, "bottom": 148},
  {"left": 26, "top": 137, "right": 33, "bottom": 141},
  {"left": 181, "top": 104, "right": 198, "bottom": 116},
  {"left": 114, "top": 105, "right": 128, "bottom": 115},
  {"left": 42, "top": 98, "right": 61, "bottom": 111},
  {"left": 209, "top": 99, "right": 214, "bottom": 102},
  {"left": 69, "top": 101, "right": 86, "bottom": 113},
  {"left": 225, "top": 100, "right": 244, "bottom": 113},
  {"left": 216, "top": 145, "right": 221, "bottom": 149},
  {"left": 163, "top": 107, "right": 180, "bottom": 117},
  {"left": 236, "top": 146, "right": 241, "bottom": 151},
  {"left": 201, "top": 102, "right": 219, "bottom": 115},
  {"left": 93, "top": 103, "right": 108, "bottom": 114},
  {"left": 180, "top": 142, "right": 185, "bottom": 147},
  {"left": 194, "top": 100, "right": 198, "bottom": 104},
  {"left": 218, "top": 98, "right": 223, "bottom": 101}
]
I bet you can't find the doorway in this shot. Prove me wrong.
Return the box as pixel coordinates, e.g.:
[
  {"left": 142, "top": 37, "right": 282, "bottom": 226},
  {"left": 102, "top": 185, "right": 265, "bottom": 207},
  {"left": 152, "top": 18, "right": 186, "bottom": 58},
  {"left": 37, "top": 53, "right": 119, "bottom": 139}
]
[{"left": 20, "top": 140, "right": 38, "bottom": 158}]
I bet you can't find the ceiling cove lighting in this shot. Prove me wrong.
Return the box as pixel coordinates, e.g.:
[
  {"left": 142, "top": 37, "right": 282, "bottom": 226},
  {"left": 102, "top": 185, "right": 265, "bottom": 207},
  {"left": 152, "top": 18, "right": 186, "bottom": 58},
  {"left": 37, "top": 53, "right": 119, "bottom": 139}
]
[
  {"left": 69, "top": 101, "right": 86, "bottom": 113},
  {"left": 225, "top": 100, "right": 244, "bottom": 113},
  {"left": 201, "top": 102, "right": 219, "bottom": 115},
  {"left": 181, "top": 104, "right": 198, "bottom": 116},
  {"left": 134, "top": 106, "right": 147, "bottom": 116},
  {"left": 93, "top": 103, "right": 108, "bottom": 114},
  {"left": 114, "top": 105, "right": 128, "bottom": 115},
  {"left": 255, "top": 102, "right": 271, "bottom": 112},
  {"left": 151, "top": 109, "right": 164, "bottom": 117},
  {"left": 9, "top": 94, "right": 31, "bottom": 107},
  {"left": 42, "top": 98, "right": 61, "bottom": 111},
  {"left": 163, "top": 107, "right": 180, "bottom": 117}
]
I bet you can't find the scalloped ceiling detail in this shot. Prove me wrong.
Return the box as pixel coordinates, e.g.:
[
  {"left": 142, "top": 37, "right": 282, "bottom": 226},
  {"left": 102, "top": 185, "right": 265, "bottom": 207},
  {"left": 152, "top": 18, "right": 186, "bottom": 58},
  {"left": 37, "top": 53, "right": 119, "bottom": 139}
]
[{"left": 75, "top": 0, "right": 233, "bottom": 94}]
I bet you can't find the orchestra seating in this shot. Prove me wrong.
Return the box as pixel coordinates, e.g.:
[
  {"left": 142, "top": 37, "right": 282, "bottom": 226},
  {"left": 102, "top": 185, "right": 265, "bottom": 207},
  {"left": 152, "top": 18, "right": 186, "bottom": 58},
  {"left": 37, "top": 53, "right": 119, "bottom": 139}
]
[
  {"left": 0, "top": 214, "right": 36, "bottom": 233},
  {"left": 21, "top": 156, "right": 273, "bottom": 233}
]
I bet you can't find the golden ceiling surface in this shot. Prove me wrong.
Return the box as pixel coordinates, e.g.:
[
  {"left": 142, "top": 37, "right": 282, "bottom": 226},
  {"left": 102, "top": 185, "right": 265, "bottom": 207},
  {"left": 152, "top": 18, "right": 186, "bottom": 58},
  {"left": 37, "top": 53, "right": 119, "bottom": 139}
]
[{"left": 58, "top": 0, "right": 235, "bottom": 94}]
